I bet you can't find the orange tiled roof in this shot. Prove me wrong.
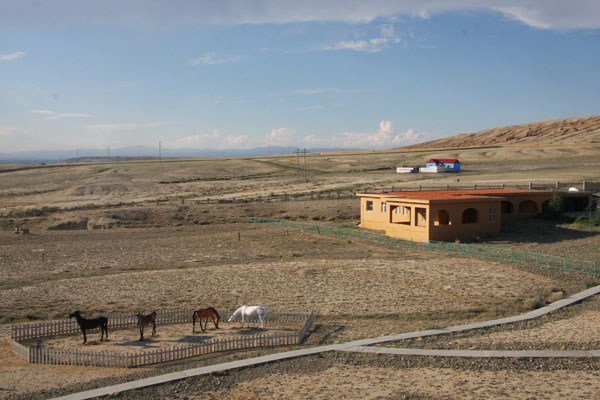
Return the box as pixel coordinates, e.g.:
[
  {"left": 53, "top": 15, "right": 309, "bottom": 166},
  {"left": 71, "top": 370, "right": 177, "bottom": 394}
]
[{"left": 360, "top": 189, "right": 551, "bottom": 201}]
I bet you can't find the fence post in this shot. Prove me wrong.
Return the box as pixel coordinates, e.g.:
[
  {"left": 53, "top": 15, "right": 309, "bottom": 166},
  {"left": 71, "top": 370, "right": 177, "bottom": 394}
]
[
  {"left": 563, "top": 258, "right": 568, "bottom": 271},
  {"left": 511, "top": 250, "right": 515, "bottom": 262},
  {"left": 595, "top": 262, "right": 598, "bottom": 276}
]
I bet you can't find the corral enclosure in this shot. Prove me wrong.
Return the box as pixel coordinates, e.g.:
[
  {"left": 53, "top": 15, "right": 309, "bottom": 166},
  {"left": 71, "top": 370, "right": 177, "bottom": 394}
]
[{"left": 1, "top": 144, "right": 600, "bottom": 398}]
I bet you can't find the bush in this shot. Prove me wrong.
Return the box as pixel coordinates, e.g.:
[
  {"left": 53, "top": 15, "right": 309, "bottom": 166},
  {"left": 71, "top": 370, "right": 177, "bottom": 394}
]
[{"left": 542, "top": 190, "right": 565, "bottom": 219}]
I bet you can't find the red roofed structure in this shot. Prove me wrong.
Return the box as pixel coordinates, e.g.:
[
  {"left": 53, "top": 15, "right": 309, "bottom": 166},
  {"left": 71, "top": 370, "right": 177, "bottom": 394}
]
[
  {"left": 357, "top": 189, "right": 552, "bottom": 242},
  {"left": 426, "top": 159, "right": 461, "bottom": 171}
]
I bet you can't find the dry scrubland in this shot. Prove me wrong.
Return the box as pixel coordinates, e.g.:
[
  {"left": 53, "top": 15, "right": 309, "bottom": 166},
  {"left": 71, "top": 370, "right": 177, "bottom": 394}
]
[{"left": 0, "top": 143, "right": 600, "bottom": 399}]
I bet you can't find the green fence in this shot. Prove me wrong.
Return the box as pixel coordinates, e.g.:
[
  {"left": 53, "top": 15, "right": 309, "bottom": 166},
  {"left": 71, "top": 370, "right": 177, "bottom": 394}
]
[{"left": 245, "top": 217, "right": 599, "bottom": 276}]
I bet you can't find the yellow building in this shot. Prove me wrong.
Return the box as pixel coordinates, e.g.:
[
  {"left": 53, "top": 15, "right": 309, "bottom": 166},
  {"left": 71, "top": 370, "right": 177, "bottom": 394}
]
[{"left": 358, "top": 189, "right": 553, "bottom": 242}]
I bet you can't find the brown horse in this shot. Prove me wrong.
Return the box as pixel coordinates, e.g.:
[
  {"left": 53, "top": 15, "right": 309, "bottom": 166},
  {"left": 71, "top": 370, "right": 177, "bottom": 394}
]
[
  {"left": 192, "top": 307, "right": 220, "bottom": 332},
  {"left": 136, "top": 311, "right": 157, "bottom": 341}
]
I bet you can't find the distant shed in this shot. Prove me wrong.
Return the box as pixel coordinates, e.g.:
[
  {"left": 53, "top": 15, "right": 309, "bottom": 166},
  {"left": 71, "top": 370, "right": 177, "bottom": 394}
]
[{"left": 426, "top": 158, "right": 461, "bottom": 172}]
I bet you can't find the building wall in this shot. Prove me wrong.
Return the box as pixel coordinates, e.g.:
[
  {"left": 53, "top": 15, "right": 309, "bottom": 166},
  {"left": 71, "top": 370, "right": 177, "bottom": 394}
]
[
  {"left": 360, "top": 197, "right": 431, "bottom": 241},
  {"left": 386, "top": 202, "right": 431, "bottom": 242},
  {"left": 425, "top": 162, "right": 461, "bottom": 172},
  {"left": 360, "top": 191, "right": 552, "bottom": 243},
  {"left": 497, "top": 193, "right": 552, "bottom": 222},
  {"left": 428, "top": 200, "right": 500, "bottom": 241},
  {"left": 446, "top": 163, "right": 461, "bottom": 172}
]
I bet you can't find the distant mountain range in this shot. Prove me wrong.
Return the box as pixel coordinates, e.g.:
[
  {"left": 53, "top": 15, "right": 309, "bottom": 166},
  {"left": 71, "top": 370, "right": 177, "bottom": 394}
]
[
  {"left": 402, "top": 115, "right": 600, "bottom": 150},
  {"left": 0, "top": 146, "right": 361, "bottom": 164}
]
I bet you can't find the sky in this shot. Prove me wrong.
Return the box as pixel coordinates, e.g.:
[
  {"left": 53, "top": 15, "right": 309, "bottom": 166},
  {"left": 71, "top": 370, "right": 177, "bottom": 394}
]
[{"left": 1, "top": 0, "right": 599, "bottom": 153}]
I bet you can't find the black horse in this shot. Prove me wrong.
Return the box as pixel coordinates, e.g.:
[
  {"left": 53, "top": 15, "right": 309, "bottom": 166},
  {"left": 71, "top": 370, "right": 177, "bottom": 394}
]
[
  {"left": 69, "top": 311, "right": 108, "bottom": 344},
  {"left": 136, "top": 311, "right": 157, "bottom": 341}
]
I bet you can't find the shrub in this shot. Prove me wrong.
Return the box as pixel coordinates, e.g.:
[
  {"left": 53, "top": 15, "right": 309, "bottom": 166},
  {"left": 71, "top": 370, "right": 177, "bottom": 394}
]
[{"left": 542, "top": 190, "right": 565, "bottom": 219}]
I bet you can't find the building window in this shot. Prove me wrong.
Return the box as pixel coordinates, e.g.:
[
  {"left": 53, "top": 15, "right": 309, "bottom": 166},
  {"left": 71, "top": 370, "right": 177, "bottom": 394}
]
[
  {"left": 366, "top": 201, "right": 373, "bottom": 211},
  {"left": 489, "top": 207, "right": 496, "bottom": 222},
  {"left": 396, "top": 207, "right": 402, "bottom": 215},
  {"left": 416, "top": 208, "right": 427, "bottom": 226},
  {"left": 381, "top": 202, "right": 387, "bottom": 213},
  {"left": 403, "top": 206, "right": 409, "bottom": 215},
  {"left": 436, "top": 209, "right": 450, "bottom": 225},
  {"left": 462, "top": 208, "right": 478, "bottom": 224},
  {"left": 501, "top": 201, "right": 513, "bottom": 214}
]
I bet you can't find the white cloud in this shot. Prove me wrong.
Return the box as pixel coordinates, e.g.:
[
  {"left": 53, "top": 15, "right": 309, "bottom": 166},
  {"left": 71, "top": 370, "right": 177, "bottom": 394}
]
[
  {"left": 172, "top": 130, "right": 248, "bottom": 149},
  {"left": 265, "top": 127, "right": 297, "bottom": 146},
  {"left": 87, "top": 121, "right": 171, "bottom": 134},
  {"left": 192, "top": 52, "right": 225, "bottom": 65},
  {"left": 304, "top": 120, "right": 425, "bottom": 149},
  {"left": 56, "top": 113, "right": 91, "bottom": 118},
  {"left": 290, "top": 88, "right": 336, "bottom": 95},
  {"left": 31, "top": 110, "right": 92, "bottom": 119},
  {"left": 226, "top": 135, "right": 248, "bottom": 147},
  {"left": 325, "top": 22, "right": 406, "bottom": 52},
  {"left": 44, "top": 113, "right": 92, "bottom": 120},
  {"left": 298, "top": 105, "right": 325, "bottom": 111},
  {"left": 325, "top": 40, "right": 380, "bottom": 53},
  {"left": 0, "top": 126, "right": 25, "bottom": 136},
  {"left": 3, "top": 1, "right": 596, "bottom": 30},
  {"left": 269, "top": 88, "right": 338, "bottom": 97},
  {"left": 191, "top": 52, "right": 241, "bottom": 65},
  {"left": 0, "top": 51, "right": 25, "bottom": 61}
]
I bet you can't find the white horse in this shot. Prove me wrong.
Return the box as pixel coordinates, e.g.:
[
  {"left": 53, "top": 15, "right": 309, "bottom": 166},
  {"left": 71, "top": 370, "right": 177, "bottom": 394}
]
[{"left": 227, "top": 305, "right": 268, "bottom": 329}]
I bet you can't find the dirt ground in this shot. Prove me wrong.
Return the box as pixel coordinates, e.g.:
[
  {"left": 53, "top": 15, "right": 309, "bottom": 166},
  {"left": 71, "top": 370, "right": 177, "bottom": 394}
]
[
  {"left": 1, "top": 146, "right": 599, "bottom": 399},
  {"left": 31, "top": 321, "right": 301, "bottom": 354}
]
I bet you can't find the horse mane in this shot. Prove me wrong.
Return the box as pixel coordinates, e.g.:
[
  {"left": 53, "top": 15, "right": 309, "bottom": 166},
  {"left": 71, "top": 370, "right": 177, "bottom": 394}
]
[{"left": 208, "top": 307, "right": 220, "bottom": 319}]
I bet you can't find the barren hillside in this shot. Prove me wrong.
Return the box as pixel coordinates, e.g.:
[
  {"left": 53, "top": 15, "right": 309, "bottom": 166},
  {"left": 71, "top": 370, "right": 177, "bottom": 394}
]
[{"left": 405, "top": 115, "right": 600, "bottom": 149}]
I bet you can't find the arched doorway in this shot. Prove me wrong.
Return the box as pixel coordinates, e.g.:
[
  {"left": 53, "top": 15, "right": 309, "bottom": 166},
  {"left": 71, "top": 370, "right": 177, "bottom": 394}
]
[{"left": 519, "top": 200, "right": 537, "bottom": 214}]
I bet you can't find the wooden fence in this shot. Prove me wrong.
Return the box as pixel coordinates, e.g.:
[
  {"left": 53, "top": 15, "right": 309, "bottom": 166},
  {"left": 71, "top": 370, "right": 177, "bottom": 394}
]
[{"left": 11, "top": 309, "right": 313, "bottom": 368}]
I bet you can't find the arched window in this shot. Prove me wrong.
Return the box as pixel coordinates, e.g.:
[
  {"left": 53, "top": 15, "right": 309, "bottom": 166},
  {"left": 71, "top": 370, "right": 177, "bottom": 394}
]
[
  {"left": 462, "top": 208, "right": 478, "bottom": 224},
  {"left": 501, "top": 201, "right": 514, "bottom": 214},
  {"left": 435, "top": 209, "right": 450, "bottom": 225},
  {"left": 519, "top": 200, "right": 537, "bottom": 214}
]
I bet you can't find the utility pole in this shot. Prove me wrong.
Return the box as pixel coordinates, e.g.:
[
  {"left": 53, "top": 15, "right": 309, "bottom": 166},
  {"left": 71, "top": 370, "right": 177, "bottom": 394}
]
[
  {"left": 302, "top": 148, "right": 310, "bottom": 182},
  {"left": 293, "top": 148, "right": 301, "bottom": 181}
]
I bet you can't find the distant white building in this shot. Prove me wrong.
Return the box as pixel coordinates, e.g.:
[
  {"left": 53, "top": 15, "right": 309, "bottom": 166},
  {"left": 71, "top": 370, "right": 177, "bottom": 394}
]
[
  {"left": 419, "top": 165, "right": 451, "bottom": 173},
  {"left": 396, "top": 167, "right": 417, "bottom": 173}
]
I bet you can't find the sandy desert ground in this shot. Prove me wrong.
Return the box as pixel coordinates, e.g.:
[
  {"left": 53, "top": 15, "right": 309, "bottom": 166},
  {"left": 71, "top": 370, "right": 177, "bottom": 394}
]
[{"left": 0, "top": 144, "right": 599, "bottom": 399}]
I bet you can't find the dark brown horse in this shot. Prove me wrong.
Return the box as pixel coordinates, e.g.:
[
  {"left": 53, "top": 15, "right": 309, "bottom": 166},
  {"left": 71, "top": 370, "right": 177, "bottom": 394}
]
[
  {"left": 192, "top": 307, "right": 220, "bottom": 332},
  {"left": 69, "top": 311, "right": 108, "bottom": 344},
  {"left": 136, "top": 311, "right": 157, "bottom": 341}
]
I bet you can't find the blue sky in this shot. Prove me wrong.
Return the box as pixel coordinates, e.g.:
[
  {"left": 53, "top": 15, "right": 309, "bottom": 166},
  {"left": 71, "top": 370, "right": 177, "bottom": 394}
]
[{"left": 1, "top": 1, "right": 599, "bottom": 152}]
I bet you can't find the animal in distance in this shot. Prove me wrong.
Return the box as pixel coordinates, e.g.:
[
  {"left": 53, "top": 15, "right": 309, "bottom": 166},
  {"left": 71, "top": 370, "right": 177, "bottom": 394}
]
[
  {"left": 192, "top": 307, "right": 220, "bottom": 332},
  {"left": 14, "top": 226, "right": 29, "bottom": 235},
  {"left": 227, "top": 305, "right": 268, "bottom": 329},
  {"left": 136, "top": 311, "right": 157, "bottom": 341},
  {"left": 69, "top": 311, "right": 108, "bottom": 344}
]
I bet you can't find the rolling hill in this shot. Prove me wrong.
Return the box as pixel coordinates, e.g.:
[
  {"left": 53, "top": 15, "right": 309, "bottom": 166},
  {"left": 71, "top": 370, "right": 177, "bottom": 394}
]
[{"left": 405, "top": 115, "right": 600, "bottom": 149}]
